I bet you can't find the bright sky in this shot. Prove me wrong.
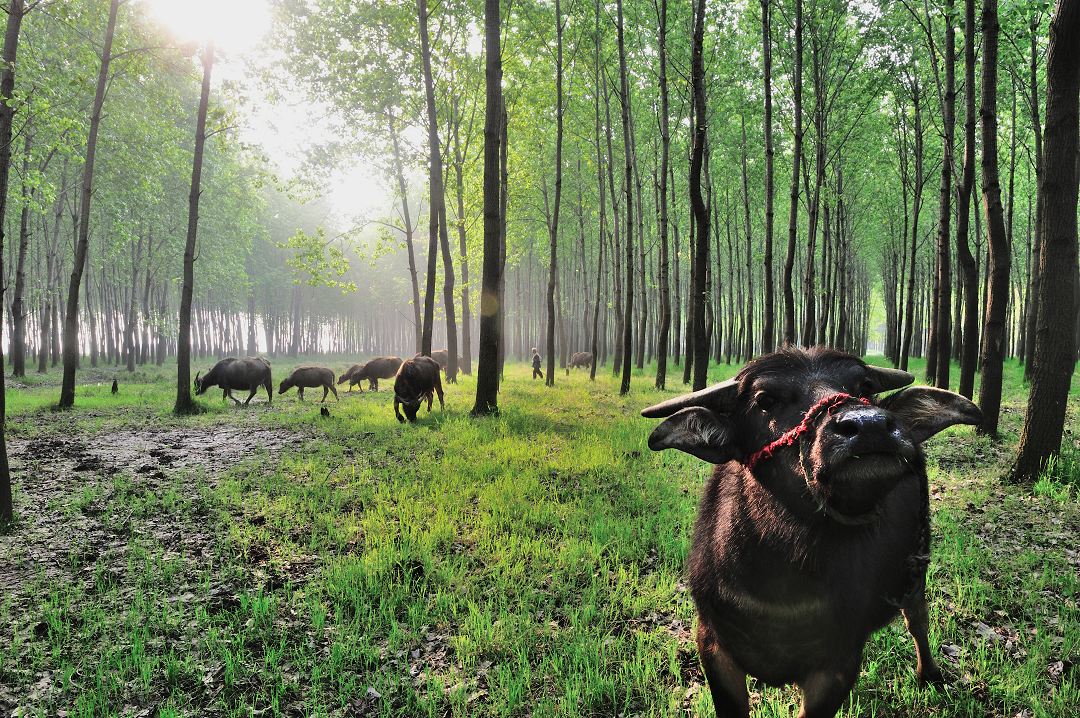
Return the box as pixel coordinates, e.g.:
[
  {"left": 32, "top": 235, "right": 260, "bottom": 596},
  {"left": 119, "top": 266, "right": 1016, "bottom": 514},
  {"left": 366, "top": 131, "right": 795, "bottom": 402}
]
[{"left": 143, "top": 0, "right": 387, "bottom": 225}]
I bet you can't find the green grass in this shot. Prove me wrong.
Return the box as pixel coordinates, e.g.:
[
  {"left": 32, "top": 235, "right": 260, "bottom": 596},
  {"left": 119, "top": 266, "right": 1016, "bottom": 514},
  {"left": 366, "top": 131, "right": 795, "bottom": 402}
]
[{"left": 0, "top": 353, "right": 1077, "bottom": 717}]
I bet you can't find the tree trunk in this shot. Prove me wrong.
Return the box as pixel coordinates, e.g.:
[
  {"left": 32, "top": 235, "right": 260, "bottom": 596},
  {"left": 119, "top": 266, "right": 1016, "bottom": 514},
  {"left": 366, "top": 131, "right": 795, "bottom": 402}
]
[
  {"left": 1013, "top": 0, "right": 1079, "bottom": 481},
  {"left": 783, "top": 0, "right": 803, "bottom": 347},
  {"left": 0, "top": 0, "right": 26, "bottom": 523},
  {"left": 954, "top": 0, "right": 978, "bottom": 399},
  {"left": 761, "top": 0, "right": 775, "bottom": 354},
  {"left": 690, "top": 0, "right": 709, "bottom": 390},
  {"left": 928, "top": 1, "right": 955, "bottom": 390},
  {"left": 976, "top": 0, "right": 1010, "bottom": 435},
  {"left": 174, "top": 40, "right": 214, "bottom": 414},
  {"left": 654, "top": 0, "right": 670, "bottom": 389},
  {"left": 60, "top": 0, "right": 118, "bottom": 408},
  {"left": 592, "top": 1, "right": 606, "bottom": 384},
  {"left": 617, "top": 0, "right": 634, "bottom": 395},
  {"left": 11, "top": 129, "right": 31, "bottom": 377},
  {"left": 544, "top": 0, "right": 565, "bottom": 388},
  {"left": 1023, "top": 13, "right": 1045, "bottom": 379},
  {"left": 472, "top": 0, "right": 503, "bottom": 415}
]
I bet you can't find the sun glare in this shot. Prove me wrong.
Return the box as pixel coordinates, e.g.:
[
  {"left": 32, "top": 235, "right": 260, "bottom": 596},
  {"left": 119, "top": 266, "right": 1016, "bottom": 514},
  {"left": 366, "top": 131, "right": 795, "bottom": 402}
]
[{"left": 144, "top": 0, "right": 270, "bottom": 52}]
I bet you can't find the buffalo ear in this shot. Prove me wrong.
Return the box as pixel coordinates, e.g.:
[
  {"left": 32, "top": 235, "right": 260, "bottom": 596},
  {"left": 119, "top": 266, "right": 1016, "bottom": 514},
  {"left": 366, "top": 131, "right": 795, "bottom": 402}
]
[
  {"left": 647, "top": 407, "right": 737, "bottom": 464},
  {"left": 878, "top": 387, "right": 983, "bottom": 443}
]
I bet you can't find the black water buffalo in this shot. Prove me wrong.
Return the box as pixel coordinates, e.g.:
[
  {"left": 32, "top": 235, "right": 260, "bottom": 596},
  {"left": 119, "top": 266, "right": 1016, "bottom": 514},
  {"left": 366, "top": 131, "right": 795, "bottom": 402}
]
[
  {"left": 419, "top": 349, "right": 465, "bottom": 372},
  {"left": 279, "top": 366, "right": 339, "bottom": 402},
  {"left": 394, "top": 355, "right": 444, "bottom": 423},
  {"left": 194, "top": 356, "right": 273, "bottom": 405},
  {"left": 566, "top": 351, "right": 593, "bottom": 375},
  {"left": 641, "top": 347, "right": 982, "bottom": 718},
  {"left": 338, "top": 356, "right": 403, "bottom": 392}
]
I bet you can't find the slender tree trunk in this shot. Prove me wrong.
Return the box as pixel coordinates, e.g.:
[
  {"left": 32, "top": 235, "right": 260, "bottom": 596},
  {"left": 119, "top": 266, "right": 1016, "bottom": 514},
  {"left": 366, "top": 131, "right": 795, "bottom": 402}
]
[
  {"left": 174, "top": 40, "right": 214, "bottom": 414},
  {"left": 1013, "top": 0, "right": 1079, "bottom": 480},
  {"left": 60, "top": 0, "right": 118, "bottom": 408},
  {"left": 953, "top": 0, "right": 978, "bottom": 399},
  {"left": 741, "top": 115, "right": 754, "bottom": 358},
  {"left": 655, "top": 0, "right": 671, "bottom": 388},
  {"left": 544, "top": 0, "right": 565, "bottom": 387},
  {"left": 592, "top": 1, "right": 605, "bottom": 384},
  {"left": 11, "top": 129, "right": 31, "bottom": 377},
  {"left": 928, "top": 1, "right": 955, "bottom": 390},
  {"left": 617, "top": 0, "right": 634, "bottom": 395},
  {"left": 977, "top": 0, "right": 1010, "bottom": 434},
  {"left": 472, "top": 0, "right": 503, "bottom": 415},
  {"left": 690, "top": 0, "right": 709, "bottom": 390},
  {"left": 452, "top": 100, "right": 472, "bottom": 374},
  {"left": 783, "top": 0, "right": 803, "bottom": 346},
  {"left": 1023, "top": 14, "right": 1045, "bottom": 379},
  {"left": 0, "top": 0, "right": 26, "bottom": 523},
  {"left": 761, "top": 0, "right": 775, "bottom": 354}
]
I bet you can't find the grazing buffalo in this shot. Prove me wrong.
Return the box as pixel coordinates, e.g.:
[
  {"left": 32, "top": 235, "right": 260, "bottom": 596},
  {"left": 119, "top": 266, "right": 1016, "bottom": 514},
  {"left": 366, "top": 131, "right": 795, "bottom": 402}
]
[
  {"left": 641, "top": 347, "right": 982, "bottom": 718},
  {"left": 566, "top": 351, "right": 593, "bottom": 375},
  {"left": 394, "top": 355, "right": 444, "bottom": 423},
  {"left": 279, "top": 366, "right": 339, "bottom": 402},
  {"left": 338, "top": 356, "right": 403, "bottom": 392},
  {"left": 421, "top": 349, "right": 464, "bottom": 372},
  {"left": 194, "top": 356, "right": 273, "bottom": 405}
]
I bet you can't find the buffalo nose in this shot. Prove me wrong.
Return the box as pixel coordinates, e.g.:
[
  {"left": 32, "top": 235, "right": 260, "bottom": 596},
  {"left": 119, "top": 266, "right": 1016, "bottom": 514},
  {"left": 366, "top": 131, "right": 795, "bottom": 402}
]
[{"left": 834, "top": 408, "right": 892, "bottom": 437}]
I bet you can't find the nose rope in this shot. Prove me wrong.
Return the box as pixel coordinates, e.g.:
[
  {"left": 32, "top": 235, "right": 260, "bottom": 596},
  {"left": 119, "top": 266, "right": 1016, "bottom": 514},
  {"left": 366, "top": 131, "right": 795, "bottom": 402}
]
[{"left": 741, "top": 392, "right": 871, "bottom": 471}]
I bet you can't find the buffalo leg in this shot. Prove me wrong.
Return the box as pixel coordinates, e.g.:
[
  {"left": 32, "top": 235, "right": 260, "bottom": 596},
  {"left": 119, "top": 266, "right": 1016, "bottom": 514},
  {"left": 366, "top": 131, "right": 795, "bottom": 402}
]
[
  {"left": 394, "top": 396, "right": 405, "bottom": 423},
  {"left": 226, "top": 389, "right": 242, "bottom": 405},
  {"left": 264, "top": 382, "right": 273, "bottom": 405},
  {"left": 696, "top": 620, "right": 749, "bottom": 718},
  {"left": 797, "top": 663, "right": 860, "bottom": 718},
  {"left": 327, "top": 384, "right": 339, "bottom": 401},
  {"left": 244, "top": 387, "right": 257, "bottom": 405},
  {"left": 903, "top": 591, "right": 944, "bottom": 686},
  {"left": 298, "top": 387, "right": 305, "bottom": 401}
]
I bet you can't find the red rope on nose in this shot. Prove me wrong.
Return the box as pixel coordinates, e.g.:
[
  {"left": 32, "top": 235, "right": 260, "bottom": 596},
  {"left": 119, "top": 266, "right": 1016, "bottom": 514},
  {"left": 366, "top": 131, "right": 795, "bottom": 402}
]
[{"left": 741, "top": 392, "right": 871, "bottom": 470}]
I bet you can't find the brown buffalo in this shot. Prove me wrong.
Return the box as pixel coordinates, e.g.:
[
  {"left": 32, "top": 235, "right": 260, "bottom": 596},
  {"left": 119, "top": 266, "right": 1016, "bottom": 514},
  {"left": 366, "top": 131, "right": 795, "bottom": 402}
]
[
  {"left": 642, "top": 347, "right": 982, "bottom": 718},
  {"left": 394, "top": 355, "right": 444, "bottom": 423},
  {"left": 338, "top": 357, "right": 405, "bottom": 392},
  {"left": 278, "top": 366, "right": 339, "bottom": 402},
  {"left": 194, "top": 356, "right": 273, "bottom": 405},
  {"left": 566, "top": 351, "right": 593, "bottom": 375}
]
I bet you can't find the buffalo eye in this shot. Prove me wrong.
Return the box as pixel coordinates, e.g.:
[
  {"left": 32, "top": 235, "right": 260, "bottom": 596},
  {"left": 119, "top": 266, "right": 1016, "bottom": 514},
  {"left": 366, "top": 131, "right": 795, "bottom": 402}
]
[
  {"left": 859, "top": 381, "right": 875, "bottom": 400},
  {"left": 753, "top": 391, "right": 778, "bottom": 412}
]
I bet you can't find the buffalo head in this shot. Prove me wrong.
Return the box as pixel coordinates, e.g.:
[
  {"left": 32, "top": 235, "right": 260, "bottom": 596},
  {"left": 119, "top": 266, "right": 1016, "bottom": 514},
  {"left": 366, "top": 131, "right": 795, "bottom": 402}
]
[{"left": 193, "top": 371, "right": 205, "bottom": 396}]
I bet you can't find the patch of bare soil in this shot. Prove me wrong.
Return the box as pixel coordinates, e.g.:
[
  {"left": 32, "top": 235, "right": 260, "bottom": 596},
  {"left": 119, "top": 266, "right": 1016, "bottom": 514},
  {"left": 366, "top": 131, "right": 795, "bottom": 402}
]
[{"left": 0, "top": 414, "right": 310, "bottom": 715}]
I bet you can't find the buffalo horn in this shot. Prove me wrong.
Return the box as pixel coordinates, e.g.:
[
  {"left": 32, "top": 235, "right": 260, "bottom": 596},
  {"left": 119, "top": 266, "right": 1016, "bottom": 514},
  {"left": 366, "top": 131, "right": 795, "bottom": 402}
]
[
  {"left": 194, "top": 371, "right": 201, "bottom": 384},
  {"left": 641, "top": 377, "right": 739, "bottom": 418},
  {"left": 866, "top": 366, "right": 915, "bottom": 392}
]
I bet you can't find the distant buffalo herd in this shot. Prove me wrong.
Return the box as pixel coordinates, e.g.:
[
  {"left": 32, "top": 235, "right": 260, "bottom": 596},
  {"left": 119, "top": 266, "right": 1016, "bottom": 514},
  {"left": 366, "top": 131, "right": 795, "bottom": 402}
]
[{"left": 191, "top": 350, "right": 460, "bottom": 422}]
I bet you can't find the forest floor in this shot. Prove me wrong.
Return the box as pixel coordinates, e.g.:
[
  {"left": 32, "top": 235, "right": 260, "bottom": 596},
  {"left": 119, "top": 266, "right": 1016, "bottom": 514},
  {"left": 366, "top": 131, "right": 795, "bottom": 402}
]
[{"left": 0, "top": 355, "right": 1078, "bottom": 718}]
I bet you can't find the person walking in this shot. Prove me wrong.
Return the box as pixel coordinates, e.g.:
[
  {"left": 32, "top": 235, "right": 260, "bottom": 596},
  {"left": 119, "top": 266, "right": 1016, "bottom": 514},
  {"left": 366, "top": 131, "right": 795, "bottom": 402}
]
[{"left": 532, "top": 347, "right": 544, "bottom": 379}]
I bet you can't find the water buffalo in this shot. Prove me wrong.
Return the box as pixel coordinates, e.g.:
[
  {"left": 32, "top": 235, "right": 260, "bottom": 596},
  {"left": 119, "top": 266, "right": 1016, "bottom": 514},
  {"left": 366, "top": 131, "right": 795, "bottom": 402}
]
[
  {"left": 194, "top": 356, "right": 273, "bottom": 405},
  {"left": 279, "top": 366, "right": 339, "bottom": 403},
  {"left": 641, "top": 346, "right": 982, "bottom": 718},
  {"left": 394, "top": 355, "right": 444, "bottom": 423},
  {"left": 338, "top": 356, "right": 403, "bottom": 392},
  {"left": 566, "top": 351, "right": 593, "bottom": 375}
]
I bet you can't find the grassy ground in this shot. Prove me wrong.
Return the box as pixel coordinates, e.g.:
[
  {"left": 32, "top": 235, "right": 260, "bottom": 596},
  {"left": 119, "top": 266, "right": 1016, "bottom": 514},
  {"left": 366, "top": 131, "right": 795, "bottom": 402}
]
[{"left": 0, "top": 353, "right": 1077, "bottom": 717}]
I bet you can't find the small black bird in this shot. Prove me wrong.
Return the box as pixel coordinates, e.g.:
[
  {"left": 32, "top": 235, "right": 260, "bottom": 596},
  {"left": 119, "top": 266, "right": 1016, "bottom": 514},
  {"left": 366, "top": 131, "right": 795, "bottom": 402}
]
[
  {"left": 320, "top": 407, "right": 330, "bottom": 417},
  {"left": 111, "top": 378, "right": 118, "bottom": 394}
]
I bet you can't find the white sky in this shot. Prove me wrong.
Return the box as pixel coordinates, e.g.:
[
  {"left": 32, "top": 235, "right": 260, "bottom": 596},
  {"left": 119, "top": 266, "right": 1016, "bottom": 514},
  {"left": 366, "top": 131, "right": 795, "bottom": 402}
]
[{"left": 142, "top": 0, "right": 387, "bottom": 225}]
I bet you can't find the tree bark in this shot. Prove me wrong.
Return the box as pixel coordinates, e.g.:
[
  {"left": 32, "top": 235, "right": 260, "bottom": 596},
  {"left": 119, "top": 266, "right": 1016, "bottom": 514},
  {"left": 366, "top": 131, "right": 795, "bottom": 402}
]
[
  {"left": 545, "top": 0, "right": 564, "bottom": 388},
  {"left": 0, "top": 0, "right": 26, "bottom": 523},
  {"left": 690, "top": 0, "right": 709, "bottom": 391},
  {"left": 955, "top": 0, "right": 978, "bottom": 400},
  {"left": 60, "top": 0, "right": 118, "bottom": 408},
  {"left": 976, "top": 0, "right": 1010, "bottom": 435},
  {"left": 617, "top": 0, "right": 634, "bottom": 395},
  {"left": 11, "top": 128, "right": 30, "bottom": 377},
  {"left": 783, "top": 0, "right": 803, "bottom": 346},
  {"left": 1022, "top": 12, "right": 1045, "bottom": 379},
  {"left": 174, "top": 40, "right": 214, "bottom": 414},
  {"left": 655, "top": 0, "right": 670, "bottom": 389},
  {"left": 472, "top": 0, "right": 503, "bottom": 415},
  {"left": 1013, "top": 0, "right": 1079, "bottom": 481},
  {"left": 761, "top": 0, "right": 775, "bottom": 354}
]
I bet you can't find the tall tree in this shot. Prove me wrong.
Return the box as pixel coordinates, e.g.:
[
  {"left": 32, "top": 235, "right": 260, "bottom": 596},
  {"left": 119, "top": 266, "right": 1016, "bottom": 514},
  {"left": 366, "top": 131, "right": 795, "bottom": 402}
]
[
  {"left": 472, "top": 0, "right": 503, "bottom": 415},
  {"left": 59, "top": 0, "right": 119, "bottom": 409},
  {"left": 761, "top": 0, "right": 775, "bottom": 354},
  {"left": 783, "top": 0, "right": 803, "bottom": 346},
  {"left": 690, "top": 0, "right": 709, "bottom": 390},
  {"left": 955, "top": 0, "right": 978, "bottom": 399},
  {"left": 0, "top": 0, "right": 27, "bottom": 524},
  {"left": 617, "top": 0, "right": 634, "bottom": 395},
  {"left": 545, "top": 0, "right": 564, "bottom": 388},
  {"left": 1021, "top": 7, "right": 1045, "bottom": 379},
  {"left": 927, "top": 0, "right": 954, "bottom": 390},
  {"left": 1012, "top": 0, "right": 1079, "bottom": 481},
  {"left": 655, "top": 0, "right": 671, "bottom": 389},
  {"left": 976, "top": 0, "right": 1010, "bottom": 435},
  {"left": 175, "top": 40, "right": 215, "bottom": 414}
]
